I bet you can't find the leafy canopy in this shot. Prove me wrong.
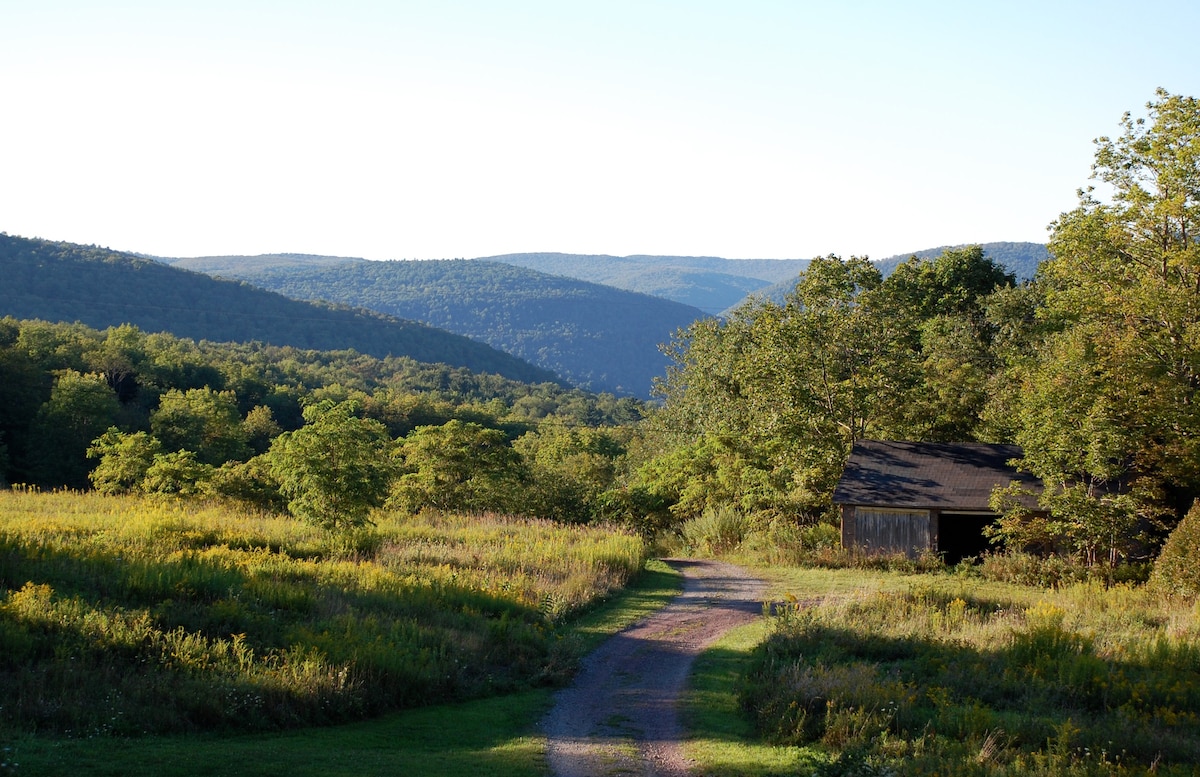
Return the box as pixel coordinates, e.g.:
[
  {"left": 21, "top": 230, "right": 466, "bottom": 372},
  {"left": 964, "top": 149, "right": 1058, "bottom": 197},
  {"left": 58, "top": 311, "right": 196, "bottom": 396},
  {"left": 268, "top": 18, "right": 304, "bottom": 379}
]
[{"left": 267, "top": 400, "right": 397, "bottom": 531}]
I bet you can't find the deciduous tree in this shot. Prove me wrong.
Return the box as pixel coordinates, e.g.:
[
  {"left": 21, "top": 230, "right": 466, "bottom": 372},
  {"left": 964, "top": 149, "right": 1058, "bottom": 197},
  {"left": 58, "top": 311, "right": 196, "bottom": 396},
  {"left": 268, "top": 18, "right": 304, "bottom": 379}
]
[
  {"left": 1002, "top": 90, "right": 1200, "bottom": 559},
  {"left": 266, "top": 400, "right": 396, "bottom": 530}
]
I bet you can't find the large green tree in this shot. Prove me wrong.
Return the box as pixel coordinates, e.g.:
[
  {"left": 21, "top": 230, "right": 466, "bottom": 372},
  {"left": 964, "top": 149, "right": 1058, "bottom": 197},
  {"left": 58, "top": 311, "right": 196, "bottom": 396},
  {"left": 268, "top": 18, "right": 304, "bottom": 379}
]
[
  {"left": 887, "top": 246, "right": 1017, "bottom": 441},
  {"left": 27, "top": 370, "right": 121, "bottom": 487},
  {"left": 390, "top": 420, "right": 525, "bottom": 514},
  {"left": 999, "top": 89, "right": 1200, "bottom": 561},
  {"left": 266, "top": 400, "right": 397, "bottom": 531},
  {"left": 151, "top": 388, "right": 250, "bottom": 466},
  {"left": 652, "top": 256, "right": 926, "bottom": 521}
]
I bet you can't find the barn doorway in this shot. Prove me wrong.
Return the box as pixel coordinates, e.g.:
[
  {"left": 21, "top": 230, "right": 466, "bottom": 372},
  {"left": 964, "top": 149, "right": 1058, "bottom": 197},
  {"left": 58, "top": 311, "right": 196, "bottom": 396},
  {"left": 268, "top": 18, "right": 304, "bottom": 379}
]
[{"left": 937, "top": 513, "right": 998, "bottom": 564}]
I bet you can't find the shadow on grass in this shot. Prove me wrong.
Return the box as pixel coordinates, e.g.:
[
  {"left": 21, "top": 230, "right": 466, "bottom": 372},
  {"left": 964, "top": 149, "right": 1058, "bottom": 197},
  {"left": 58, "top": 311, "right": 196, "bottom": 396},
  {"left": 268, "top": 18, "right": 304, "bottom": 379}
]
[
  {"left": 736, "top": 620, "right": 1200, "bottom": 770},
  {"left": 10, "top": 689, "right": 556, "bottom": 777},
  {"left": 0, "top": 533, "right": 556, "bottom": 736}
]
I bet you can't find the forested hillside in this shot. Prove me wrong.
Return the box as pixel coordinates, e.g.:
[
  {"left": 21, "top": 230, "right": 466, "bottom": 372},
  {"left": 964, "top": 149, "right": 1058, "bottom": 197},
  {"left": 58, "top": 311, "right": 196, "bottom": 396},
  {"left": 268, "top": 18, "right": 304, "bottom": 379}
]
[
  {"left": 0, "top": 316, "right": 641, "bottom": 496},
  {"left": 166, "top": 257, "right": 706, "bottom": 397},
  {"left": 478, "top": 252, "right": 811, "bottom": 314},
  {"left": 161, "top": 252, "right": 363, "bottom": 275},
  {"left": 0, "top": 235, "right": 557, "bottom": 385}
]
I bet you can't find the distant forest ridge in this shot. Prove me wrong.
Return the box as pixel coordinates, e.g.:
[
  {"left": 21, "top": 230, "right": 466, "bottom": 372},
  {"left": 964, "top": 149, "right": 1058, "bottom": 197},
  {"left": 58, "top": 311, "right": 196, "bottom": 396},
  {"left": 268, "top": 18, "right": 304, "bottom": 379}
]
[
  {"left": 162, "top": 255, "right": 706, "bottom": 398},
  {"left": 166, "top": 243, "right": 1047, "bottom": 319},
  {"left": 161, "top": 243, "right": 1046, "bottom": 397},
  {"left": 475, "top": 252, "right": 809, "bottom": 315},
  {"left": 478, "top": 243, "right": 1047, "bottom": 314},
  {"left": 0, "top": 234, "right": 560, "bottom": 386}
]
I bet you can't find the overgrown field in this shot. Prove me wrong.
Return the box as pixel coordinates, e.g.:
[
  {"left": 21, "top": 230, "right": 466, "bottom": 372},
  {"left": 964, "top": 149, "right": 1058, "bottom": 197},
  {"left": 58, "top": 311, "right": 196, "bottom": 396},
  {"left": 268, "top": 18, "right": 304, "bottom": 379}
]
[
  {"left": 742, "top": 573, "right": 1200, "bottom": 775},
  {"left": 0, "top": 489, "right": 645, "bottom": 737}
]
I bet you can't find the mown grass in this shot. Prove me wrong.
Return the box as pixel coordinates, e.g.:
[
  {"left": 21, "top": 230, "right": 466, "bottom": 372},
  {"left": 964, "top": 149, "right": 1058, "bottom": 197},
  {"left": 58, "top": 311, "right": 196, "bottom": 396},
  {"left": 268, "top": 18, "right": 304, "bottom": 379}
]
[{"left": 0, "top": 489, "right": 647, "bottom": 741}]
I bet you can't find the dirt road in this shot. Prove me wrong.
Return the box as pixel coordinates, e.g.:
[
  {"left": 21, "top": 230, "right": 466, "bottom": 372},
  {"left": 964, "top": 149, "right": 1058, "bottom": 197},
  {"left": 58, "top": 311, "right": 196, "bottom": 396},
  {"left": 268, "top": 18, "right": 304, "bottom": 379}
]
[{"left": 543, "top": 559, "right": 767, "bottom": 777}]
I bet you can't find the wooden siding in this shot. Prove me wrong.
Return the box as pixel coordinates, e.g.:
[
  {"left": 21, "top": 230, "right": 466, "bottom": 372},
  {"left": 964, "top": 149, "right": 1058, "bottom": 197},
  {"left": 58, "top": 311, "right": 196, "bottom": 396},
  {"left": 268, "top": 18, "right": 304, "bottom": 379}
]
[{"left": 853, "top": 507, "right": 931, "bottom": 557}]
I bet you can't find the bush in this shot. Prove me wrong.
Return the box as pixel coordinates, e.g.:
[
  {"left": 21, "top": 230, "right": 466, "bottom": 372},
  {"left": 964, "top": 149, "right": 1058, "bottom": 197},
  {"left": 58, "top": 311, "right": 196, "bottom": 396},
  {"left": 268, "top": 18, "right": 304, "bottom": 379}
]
[
  {"left": 679, "top": 506, "right": 750, "bottom": 554},
  {"left": 1151, "top": 500, "right": 1200, "bottom": 599}
]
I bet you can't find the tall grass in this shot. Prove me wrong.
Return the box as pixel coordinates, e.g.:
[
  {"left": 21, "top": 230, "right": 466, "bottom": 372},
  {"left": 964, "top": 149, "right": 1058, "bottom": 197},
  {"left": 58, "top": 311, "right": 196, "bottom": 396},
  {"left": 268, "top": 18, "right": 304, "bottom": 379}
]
[
  {"left": 0, "top": 489, "right": 645, "bottom": 737},
  {"left": 741, "top": 576, "right": 1200, "bottom": 775}
]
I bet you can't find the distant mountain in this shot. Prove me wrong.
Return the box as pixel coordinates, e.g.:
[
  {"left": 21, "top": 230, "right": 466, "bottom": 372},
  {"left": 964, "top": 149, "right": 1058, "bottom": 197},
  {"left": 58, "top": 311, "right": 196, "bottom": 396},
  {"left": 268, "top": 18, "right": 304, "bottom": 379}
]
[
  {"left": 873, "top": 242, "right": 1048, "bottom": 281},
  {"left": 728, "top": 242, "right": 1049, "bottom": 314},
  {"left": 161, "top": 252, "right": 364, "bottom": 275},
  {"left": 159, "top": 256, "right": 707, "bottom": 398},
  {"left": 0, "top": 234, "right": 558, "bottom": 385},
  {"left": 477, "top": 253, "right": 812, "bottom": 315}
]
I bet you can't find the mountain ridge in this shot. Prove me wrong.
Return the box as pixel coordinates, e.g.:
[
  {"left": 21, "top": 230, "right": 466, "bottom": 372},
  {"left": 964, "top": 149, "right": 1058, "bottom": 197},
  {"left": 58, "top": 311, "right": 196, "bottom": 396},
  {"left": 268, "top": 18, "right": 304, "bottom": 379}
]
[
  {"left": 160, "top": 255, "right": 706, "bottom": 398},
  {"left": 0, "top": 234, "right": 559, "bottom": 386}
]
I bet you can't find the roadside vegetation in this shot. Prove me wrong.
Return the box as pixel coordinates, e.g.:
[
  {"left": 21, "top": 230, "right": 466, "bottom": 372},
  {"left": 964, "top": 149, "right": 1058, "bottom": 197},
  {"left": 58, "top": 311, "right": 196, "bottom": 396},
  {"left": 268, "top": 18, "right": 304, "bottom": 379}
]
[
  {"left": 673, "top": 551, "right": 1200, "bottom": 776},
  {"left": 0, "top": 489, "right": 645, "bottom": 740}
]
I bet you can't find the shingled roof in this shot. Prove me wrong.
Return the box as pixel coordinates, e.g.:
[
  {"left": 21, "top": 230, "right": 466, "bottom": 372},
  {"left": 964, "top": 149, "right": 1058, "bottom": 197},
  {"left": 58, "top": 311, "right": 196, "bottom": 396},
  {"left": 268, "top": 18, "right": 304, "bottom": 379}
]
[{"left": 832, "top": 440, "right": 1041, "bottom": 511}]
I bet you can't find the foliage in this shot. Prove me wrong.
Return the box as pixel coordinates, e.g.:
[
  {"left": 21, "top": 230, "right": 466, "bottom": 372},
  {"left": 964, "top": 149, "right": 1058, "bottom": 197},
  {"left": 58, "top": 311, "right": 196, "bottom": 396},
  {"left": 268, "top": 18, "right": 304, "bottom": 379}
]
[
  {"left": 999, "top": 90, "right": 1200, "bottom": 558},
  {"left": 87, "top": 429, "right": 163, "bottom": 494},
  {"left": 151, "top": 388, "right": 249, "bottom": 465},
  {"left": 512, "top": 425, "right": 626, "bottom": 522},
  {"left": 1149, "top": 499, "right": 1200, "bottom": 599},
  {"left": 650, "top": 249, "right": 1015, "bottom": 527},
  {"left": 0, "top": 489, "right": 646, "bottom": 737},
  {"left": 140, "top": 450, "right": 214, "bottom": 496},
  {"left": 678, "top": 506, "right": 753, "bottom": 555},
  {"left": 267, "top": 401, "right": 397, "bottom": 530},
  {"left": 391, "top": 420, "right": 525, "bottom": 515},
  {"left": 0, "top": 316, "right": 644, "bottom": 506},
  {"left": 26, "top": 370, "right": 121, "bottom": 488}
]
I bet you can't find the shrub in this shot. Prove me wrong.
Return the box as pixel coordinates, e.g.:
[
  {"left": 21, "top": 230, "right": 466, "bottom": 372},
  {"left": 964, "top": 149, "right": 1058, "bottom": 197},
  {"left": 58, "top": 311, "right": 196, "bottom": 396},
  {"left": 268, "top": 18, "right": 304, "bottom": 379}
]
[
  {"left": 1150, "top": 500, "right": 1200, "bottom": 599},
  {"left": 679, "top": 506, "right": 750, "bottom": 554}
]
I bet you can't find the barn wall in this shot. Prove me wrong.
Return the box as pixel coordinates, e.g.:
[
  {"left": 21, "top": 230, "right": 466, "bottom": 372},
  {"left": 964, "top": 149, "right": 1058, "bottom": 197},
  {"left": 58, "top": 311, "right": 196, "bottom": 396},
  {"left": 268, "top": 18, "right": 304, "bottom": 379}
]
[
  {"left": 851, "top": 507, "right": 932, "bottom": 557},
  {"left": 840, "top": 504, "right": 856, "bottom": 549}
]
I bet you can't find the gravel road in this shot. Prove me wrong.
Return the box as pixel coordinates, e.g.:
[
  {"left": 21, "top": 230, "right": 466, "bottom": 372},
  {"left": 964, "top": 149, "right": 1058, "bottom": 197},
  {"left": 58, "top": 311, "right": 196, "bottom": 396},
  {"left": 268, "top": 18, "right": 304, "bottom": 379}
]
[{"left": 543, "top": 559, "right": 767, "bottom": 777}]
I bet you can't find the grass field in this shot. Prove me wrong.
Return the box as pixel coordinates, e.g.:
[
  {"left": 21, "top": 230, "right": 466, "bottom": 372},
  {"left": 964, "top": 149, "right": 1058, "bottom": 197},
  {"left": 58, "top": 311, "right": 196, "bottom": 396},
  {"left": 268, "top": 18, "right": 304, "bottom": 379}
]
[
  {"left": 6, "top": 560, "right": 683, "bottom": 777},
  {"left": 7, "top": 490, "right": 1200, "bottom": 776},
  {"left": 0, "top": 488, "right": 673, "bottom": 775},
  {"left": 688, "top": 565, "right": 1200, "bottom": 776}
]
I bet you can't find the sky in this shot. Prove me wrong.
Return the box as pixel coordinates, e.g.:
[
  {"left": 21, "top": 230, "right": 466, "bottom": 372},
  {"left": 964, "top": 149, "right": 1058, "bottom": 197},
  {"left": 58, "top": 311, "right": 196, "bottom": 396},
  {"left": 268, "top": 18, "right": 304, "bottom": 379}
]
[{"left": 3, "top": 1, "right": 1198, "bottom": 262}]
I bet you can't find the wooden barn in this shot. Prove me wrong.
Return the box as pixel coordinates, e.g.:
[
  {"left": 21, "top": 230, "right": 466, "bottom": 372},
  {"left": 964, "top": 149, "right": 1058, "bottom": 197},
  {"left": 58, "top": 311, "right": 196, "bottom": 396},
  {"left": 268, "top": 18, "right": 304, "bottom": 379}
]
[{"left": 833, "top": 440, "right": 1042, "bottom": 562}]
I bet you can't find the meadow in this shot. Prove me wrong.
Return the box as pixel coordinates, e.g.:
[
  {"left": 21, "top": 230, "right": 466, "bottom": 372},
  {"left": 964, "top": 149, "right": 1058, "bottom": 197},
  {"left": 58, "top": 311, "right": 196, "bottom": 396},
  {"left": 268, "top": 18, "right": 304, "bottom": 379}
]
[
  {"left": 7, "top": 489, "right": 1200, "bottom": 777},
  {"left": 0, "top": 489, "right": 646, "bottom": 740},
  {"left": 681, "top": 564, "right": 1200, "bottom": 777}
]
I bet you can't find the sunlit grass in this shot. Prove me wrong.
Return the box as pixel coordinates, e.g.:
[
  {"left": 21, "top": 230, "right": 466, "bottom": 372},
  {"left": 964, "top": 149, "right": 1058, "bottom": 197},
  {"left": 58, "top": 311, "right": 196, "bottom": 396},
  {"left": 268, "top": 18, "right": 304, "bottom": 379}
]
[
  {"left": 738, "top": 571, "right": 1200, "bottom": 775},
  {"left": 8, "top": 552, "right": 683, "bottom": 777},
  {"left": 0, "top": 489, "right": 646, "bottom": 737},
  {"left": 682, "top": 619, "right": 824, "bottom": 776}
]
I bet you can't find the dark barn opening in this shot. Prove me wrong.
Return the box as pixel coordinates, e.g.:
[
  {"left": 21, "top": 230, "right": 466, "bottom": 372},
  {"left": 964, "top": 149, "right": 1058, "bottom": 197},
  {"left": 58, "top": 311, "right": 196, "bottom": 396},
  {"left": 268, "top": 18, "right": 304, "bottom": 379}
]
[{"left": 938, "top": 513, "right": 997, "bottom": 564}]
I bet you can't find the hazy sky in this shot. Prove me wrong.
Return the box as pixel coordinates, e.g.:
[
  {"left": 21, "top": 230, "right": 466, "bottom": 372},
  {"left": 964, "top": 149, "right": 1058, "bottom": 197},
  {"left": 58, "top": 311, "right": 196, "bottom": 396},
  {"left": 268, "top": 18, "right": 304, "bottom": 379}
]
[{"left": 3, "top": 1, "right": 1197, "bottom": 261}]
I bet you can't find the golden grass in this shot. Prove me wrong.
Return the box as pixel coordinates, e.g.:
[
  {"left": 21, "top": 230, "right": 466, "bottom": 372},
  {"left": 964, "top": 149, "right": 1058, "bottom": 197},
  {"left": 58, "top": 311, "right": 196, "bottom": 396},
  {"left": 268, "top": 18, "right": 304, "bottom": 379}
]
[{"left": 0, "top": 489, "right": 646, "bottom": 736}]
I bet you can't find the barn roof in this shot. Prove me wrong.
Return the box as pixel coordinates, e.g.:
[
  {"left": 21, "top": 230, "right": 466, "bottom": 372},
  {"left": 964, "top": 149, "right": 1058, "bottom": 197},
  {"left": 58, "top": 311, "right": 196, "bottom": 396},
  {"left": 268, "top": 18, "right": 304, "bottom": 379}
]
[{"left": 832, "top": 440, "right": 1041, "bottom": 511}]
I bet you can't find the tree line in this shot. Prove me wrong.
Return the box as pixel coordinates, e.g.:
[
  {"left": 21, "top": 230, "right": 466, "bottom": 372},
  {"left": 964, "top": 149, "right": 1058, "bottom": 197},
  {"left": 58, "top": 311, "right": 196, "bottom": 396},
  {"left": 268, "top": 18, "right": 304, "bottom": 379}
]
[
  {"left": 640, "top": 89, "right": 1200, "bottom": 567},
  {"left": 0, "top": 319, "right": 647, "bottom": 529},
  {"left": 3, "top": 90, "right": 1195, "bottom": 570}
]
